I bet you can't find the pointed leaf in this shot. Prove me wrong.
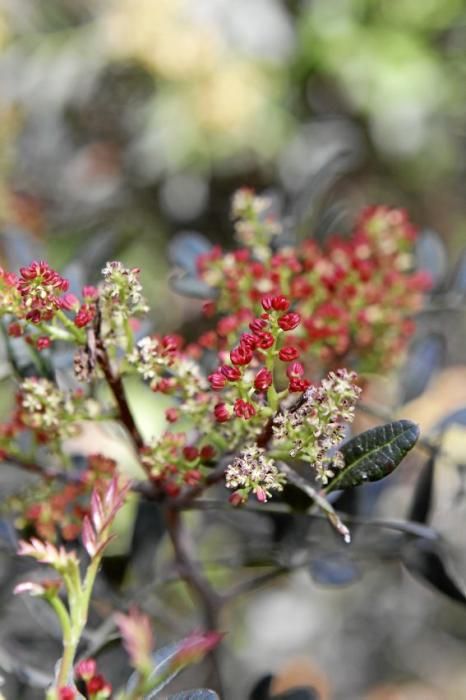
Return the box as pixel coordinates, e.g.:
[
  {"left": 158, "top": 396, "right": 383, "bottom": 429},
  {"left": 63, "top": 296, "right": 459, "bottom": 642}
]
[
  {"left": 326, "top": 420, "right": 419, "bottom": 492},
  {"left": 407, "top": 453, "right": 436, "bottom": 524}
]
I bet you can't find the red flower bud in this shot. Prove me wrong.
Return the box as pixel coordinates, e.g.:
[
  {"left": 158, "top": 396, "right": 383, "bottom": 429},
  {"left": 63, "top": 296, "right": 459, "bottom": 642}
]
[
  {"left": 233, "top": 399, "right": 256, "bottom": 419},
  {"left": 278, "top": 312, "right": 300, "bottom": 331},
  {"left": 287, "top": 361, "right": 304, "bottom": 378},
  {"left": 271, "top": 295, "right": 290, "bottom": 311},
  {"left": 200, "top": 445, "right": 215, "bottom": 461},
  {"left": 75, "top": 658, "right": 97, "bottom": 681},
  {"left": 208, "top": 372, "right": 226, "bottom": 390},
  {"left": 254, "top": 368, "right": 273, "bottom": 391},
  {"left": 74, "top": 304, "right": 96, "bottom": 328},
  {"left": 164, "top": 482, "right": 181, "bottom": 498},
  {"left": 220, "top": 365, "right": 242, "bottom": 381},
  {"left": 58, "top": 688, "right": 76, "bottom": 700},
  {"left": 230, "top": 344, "right": 253, "bottom": 366},
  {"left": 184, "top": 469, "right": 201, "bottom": 486},
  {"left": 229, "top": 492, "right": 245, "bottom": 507},
  {"left": 249, "top": 318, "right": 267, "bottom": 334},
  {"left": 214, "top": 403, "right": 230, "bottom": 423},
  {"left": 261, "top": 295, "right": 273, "bottom": 311},
  {"left": 289, "top": 377, "right": 310, "bottom": 392},
  {"left": 240, "top": 333, "right": 258, "bottom": 349},
  {"left": 36, "top": 336, "right": 51, "bottom": 350},
  {"left": 255, "top": 332, "right": 274, "bottom": 349},
  {"left": 278, "top": 346, "right": 299, "bottom": 362},
  {"left": 182, "top": 446, "right": 199, "bottom": 462},
  {"left": 7, "top": 322, "right": 22, "bottom": 337},
  {"left": 165, "top": 407, "right": 179, "bottom": 423}
]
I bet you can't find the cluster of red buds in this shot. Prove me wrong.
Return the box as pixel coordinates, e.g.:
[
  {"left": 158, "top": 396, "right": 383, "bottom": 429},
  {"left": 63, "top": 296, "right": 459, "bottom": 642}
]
[
  {"left": 18, "top": 454, "right": 117, "bottom": 542},
  {"left": 197, "top": 193, "right": 431, "bottom": 373},
  {"left": 17, "top": 377, "right": 96, "bottom": 443},
  {"left": 140, "top": 433, "right": 216, "bottom": 497},
  {"left": 74, "top": 658, "right": 112, "bottom": 698}
]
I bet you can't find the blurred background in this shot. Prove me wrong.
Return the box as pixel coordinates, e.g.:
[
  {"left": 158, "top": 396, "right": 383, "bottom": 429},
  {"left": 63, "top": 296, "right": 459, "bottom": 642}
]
[{"left": 0, "top": 1, "right": 465, "bottom": 699}]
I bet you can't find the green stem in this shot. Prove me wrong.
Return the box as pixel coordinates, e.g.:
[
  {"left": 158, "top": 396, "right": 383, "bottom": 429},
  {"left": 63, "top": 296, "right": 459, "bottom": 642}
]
[
  {"left": 48, "top": 595, "right": 75, "bottom": 690},
  {"left": 55, "top": 310, "right": 86, "bottom": 344}
]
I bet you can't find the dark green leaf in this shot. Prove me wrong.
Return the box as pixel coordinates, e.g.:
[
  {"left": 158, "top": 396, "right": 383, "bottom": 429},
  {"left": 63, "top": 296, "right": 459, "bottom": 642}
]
[
  {"left": 249, "top": 674, "right": 273, "bottom": 700},
  {"left": 326, "top": 420, "right": 419, "bottom": 492}
]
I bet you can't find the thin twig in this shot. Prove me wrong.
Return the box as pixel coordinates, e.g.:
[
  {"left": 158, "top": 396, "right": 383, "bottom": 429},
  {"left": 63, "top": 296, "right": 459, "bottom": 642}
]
[{"left": 277, "top": 461, "right": 351, "bottom": 543}]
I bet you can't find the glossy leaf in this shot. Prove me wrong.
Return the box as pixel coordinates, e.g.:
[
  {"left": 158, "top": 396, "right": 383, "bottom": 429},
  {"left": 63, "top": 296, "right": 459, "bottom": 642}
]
[
  {"left": 326, "top": 420, "right": 419, "bottom": 492},
  {"left": 402, "top": 539, "right": 466, "bottom": 606}
]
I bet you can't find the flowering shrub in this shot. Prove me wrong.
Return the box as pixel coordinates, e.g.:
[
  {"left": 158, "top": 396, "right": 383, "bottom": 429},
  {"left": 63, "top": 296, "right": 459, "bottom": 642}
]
[{"left": 0, "top": 190, "right": 432, "bottom": 698}]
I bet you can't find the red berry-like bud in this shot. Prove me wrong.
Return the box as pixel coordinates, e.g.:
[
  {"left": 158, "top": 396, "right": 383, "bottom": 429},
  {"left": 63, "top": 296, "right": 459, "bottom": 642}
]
[
  {"left": 289, "top": 377, "right": 311, "bottom": 392},
  {"left": 229, "top": 492, "right": 245, "bottom": 507},
  {"left": 58, "top": 688, "right": 76, "bottom": 700},
  {"left": 208, "top": 372, "right": 226, "bottom": 390},
  {"left": 182, "top": 446, "right": 199, "bottom": 462},
  {"left": 36, "top": 336, "right": 51, "bottom": 350},
  {"left": 7, "top": 322, "right": 22, "bottom": 337},
  {"left": 271, "top": 295, "right": 290, "bottom": 311},
  {"left": 220, "top": 365, "right": 242, "bottom": 381},
  {"left": 214, "top": 403, "right": 230, "bottom": 423},
  {"left": 255, "top": 332, "right": 274, "bottom": 349},
  {"left": 240, "top": 333, "right": 258, "bottom": 350},
  {"left": 278, "top": 312, "right": 300, "bottom": 331},
  {"left": 75, "top": 658, "right": 97, "bottom": 681},
  {"left": 200, "top": 445, "right": 215, "bottom": 461},
  {"left": 261, "top": 295, "right": 273, "bottom": 311},
  {"left": 184, "top": 469, "right": 201, "bottom": 486},
  {"left": 82, "top": 285, "right": 98, "bottom": 300},
  {"left": 165, "top": 407, "right": 179, "bottom": 423},
  {"left": 59, "top": 293, "right": 79, "bottom": 311},
  {"left": 287, "top": 361, "right": 304, "bottom": 378},
  {"left": 164, "top": 482, "right": 181, "bottom": 498},
  {"left": 74, "top": 304, "right": 96, "bottom": 328},
  {"left": 254, "top": 368, "right": 273, "bottom": 391},
  {"left": 278, "top": 346, "right": 299, "bottom": 362},
  {"left": 230, "top": 344, "right": 253, "bottom": 366},
  {"left": 233, "top": 399, "right": 256, "bottom": 419},
  {"left": 249, "top": 318, "right": 267, "bottom": 334}
]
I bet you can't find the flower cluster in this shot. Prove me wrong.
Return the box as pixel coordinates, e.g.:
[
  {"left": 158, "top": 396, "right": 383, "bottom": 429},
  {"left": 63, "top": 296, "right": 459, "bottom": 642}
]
[
  {"left": 18, "top": 377, "right": 94, "bottom": 443},
  {"left": 225, "top": 444, "right": 285, "bottom": 503},
  {"left": 273, "top": 369, "right": 361, "bottom": 484},
  {"left": 100, "top": 261, "right": 148, "bottom": 324},
  {"left": 197, "top": 196, "right": 431, "bottom": 373},
  {"left": 140, "top": 433, "right": 216, "bottom": 497},
  {"left": 16, "top": 260, "right": 69, "bottom": 323},
  {"left": 231, "top": 187, "right": 281, "bottom": 259}
]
